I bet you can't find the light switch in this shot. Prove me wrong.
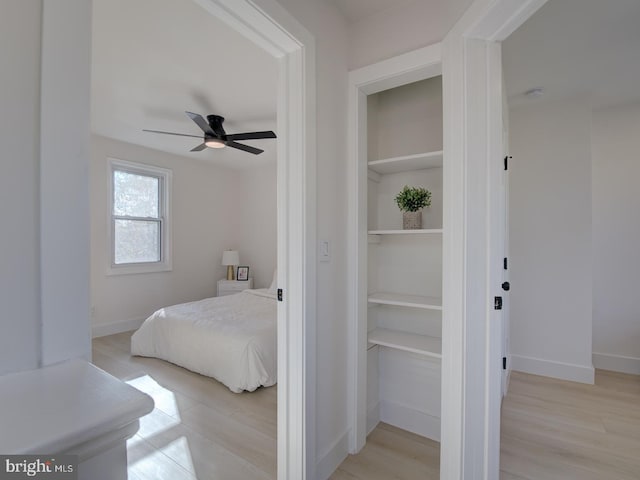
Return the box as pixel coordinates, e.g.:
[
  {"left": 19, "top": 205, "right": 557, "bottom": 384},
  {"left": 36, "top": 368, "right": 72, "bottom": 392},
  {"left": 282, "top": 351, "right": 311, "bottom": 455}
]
[{"left": 320, "top": 240, "right": 330, "bottom": 262}]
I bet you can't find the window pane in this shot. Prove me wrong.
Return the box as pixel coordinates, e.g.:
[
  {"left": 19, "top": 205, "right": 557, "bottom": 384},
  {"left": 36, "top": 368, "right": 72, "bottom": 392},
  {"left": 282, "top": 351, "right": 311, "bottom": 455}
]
[
  {"left": 113, "top": 170, "right": 159, "bottom": 217},
  {"left": 114, "top": 220, "right": 160, "bottom": 264}
]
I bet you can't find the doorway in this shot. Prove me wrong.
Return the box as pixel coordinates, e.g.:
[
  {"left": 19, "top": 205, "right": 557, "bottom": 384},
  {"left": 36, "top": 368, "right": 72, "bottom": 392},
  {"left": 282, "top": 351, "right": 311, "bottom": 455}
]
[
  {"left": 444, "top": 0, "right": 640, "bottom": 477},
  {"left": 39, "top": 1, "right": 315, "bottom": 478}
]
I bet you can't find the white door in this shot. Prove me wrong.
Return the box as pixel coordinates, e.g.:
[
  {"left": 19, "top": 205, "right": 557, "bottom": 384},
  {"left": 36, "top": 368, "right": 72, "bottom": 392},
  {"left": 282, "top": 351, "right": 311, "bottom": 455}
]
[
  {"left": 501, "top": 154, "right": 510, "bottom": 396},
  {"left": 501, "top": 95, "right": 511, "bottom": 396}
]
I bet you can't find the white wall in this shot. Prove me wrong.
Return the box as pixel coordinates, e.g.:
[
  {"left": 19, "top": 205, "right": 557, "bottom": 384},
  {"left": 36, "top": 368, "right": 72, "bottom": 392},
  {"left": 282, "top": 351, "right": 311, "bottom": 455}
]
[
  {"left": 236, "top": 164, "right": 277, "bottom": 289},
  {"left": 0, "top": 0, "right": 42, "bottom": 374},
  {"left": 509, "top": 97, "right": 594, "bottom": 383},
  {"left": 591, "top": 102, "right": 640, "bottom": 374},
  {"left": 267, "top": 1, "right": 351, "bottom": 476},
  {"left": 40, "top": 0, "right": 93, "bottom": 366},
  {"left": 347, "top": 0, "right": 472, "bottom": 69},
  {"left": 369, "top": 76, "right": 443, "bottom": 159},
  {"left": 90, "top": 135, "right": 242, "bottom": 334}
]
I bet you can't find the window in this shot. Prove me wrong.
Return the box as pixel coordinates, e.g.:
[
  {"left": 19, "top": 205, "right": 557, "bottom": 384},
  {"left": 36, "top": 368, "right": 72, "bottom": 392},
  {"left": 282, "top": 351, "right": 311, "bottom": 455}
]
[{"left": 108, "top": 159, "right": 172, "bottom": 274}]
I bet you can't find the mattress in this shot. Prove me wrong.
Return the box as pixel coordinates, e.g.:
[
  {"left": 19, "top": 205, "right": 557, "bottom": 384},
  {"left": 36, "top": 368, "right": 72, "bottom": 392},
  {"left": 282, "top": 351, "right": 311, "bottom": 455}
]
[{"left": 131, "top": 289, "right": 277, "bottom": 393}]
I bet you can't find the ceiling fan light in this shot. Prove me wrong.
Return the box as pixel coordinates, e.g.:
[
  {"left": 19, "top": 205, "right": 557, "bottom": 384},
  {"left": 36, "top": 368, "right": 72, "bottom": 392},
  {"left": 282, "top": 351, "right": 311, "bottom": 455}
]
[{"left": 205, "top": 138, "right": 226, "bottom": 149}]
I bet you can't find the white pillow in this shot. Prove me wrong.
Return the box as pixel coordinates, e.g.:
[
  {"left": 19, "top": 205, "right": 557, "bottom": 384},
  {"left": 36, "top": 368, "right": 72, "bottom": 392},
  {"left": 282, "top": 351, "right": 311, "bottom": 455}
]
[{"left": 269, "top": 269, "right": 277, "bottom": 293}]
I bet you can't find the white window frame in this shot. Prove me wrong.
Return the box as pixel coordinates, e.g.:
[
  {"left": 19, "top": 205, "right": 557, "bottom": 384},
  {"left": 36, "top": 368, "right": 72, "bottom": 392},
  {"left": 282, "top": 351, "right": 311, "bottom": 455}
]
[{"left": 107, "top": 158, "right": 172, "bottom": 275}]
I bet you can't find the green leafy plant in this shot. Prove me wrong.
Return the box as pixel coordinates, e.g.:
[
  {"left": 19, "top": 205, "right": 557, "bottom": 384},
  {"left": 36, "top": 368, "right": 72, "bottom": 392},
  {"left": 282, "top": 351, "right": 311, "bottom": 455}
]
[{"left": 394, "top": 185, "right": 432, "bottom": 212}]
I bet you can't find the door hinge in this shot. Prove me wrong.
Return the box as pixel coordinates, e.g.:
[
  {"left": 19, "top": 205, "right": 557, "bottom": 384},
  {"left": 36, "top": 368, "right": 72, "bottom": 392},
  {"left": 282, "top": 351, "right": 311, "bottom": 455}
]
[
  {"left": 277, "top": 289, "right": 283, "bottom": 302},
  {"left": 494, "top": 296, "right": 503, "bottom": 310},
  {"left": 503, "top": 257, "right": 508, "bottom": 270},
  {"left": 503, "top": 357, "right": 507, "bottom": 370},
  {"left": 504, "top": 155, "right": 512, "bottom": 170}
]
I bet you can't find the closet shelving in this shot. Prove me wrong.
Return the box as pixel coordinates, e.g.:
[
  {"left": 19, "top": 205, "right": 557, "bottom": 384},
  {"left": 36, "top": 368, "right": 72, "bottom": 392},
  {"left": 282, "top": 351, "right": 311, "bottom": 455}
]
[
  {"left": 367, "top": 292, "right": 442, "bottom": 310},
  {"left": 364, "top": 74, "right": 443, "bottom": 441},
  {"left": 367, "top": 150, "right": 443, "bottom": 175},
  {"left": 367, "top": 328, "right": 442, "bottom": 358},
  {"left": 366, "top": 148, "right": 443, "bottom": 360},
  {"left": 367, "top": 228, "right": 442, "bottom": 235}
]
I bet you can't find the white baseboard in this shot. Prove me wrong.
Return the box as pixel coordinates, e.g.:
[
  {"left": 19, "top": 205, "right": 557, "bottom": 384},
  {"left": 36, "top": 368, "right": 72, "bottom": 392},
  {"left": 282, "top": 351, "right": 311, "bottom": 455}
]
[
  {"left": 92, "top": 317, "right": 145, "bottom": 338},
  {"left": 379, "top": 401, "right": 440, "bottom": 442},
  {"left": 317, "top": 429, "right": 349, "bottom": 480},
  {"left": 511, "top": 354, "right": 594, "bottom": 384},
  {"left": 367, "top": 402, "right": 380, "bottom": 436},
  {"left": 593, "top": 352, "right": 640, "bottom": 375}
]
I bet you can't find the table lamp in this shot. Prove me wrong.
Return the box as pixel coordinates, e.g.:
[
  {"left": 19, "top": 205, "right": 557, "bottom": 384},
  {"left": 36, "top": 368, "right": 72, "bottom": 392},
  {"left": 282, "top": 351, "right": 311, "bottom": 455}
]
[{"left": 222, "top": 250, "right": 239, "bottom": 280}]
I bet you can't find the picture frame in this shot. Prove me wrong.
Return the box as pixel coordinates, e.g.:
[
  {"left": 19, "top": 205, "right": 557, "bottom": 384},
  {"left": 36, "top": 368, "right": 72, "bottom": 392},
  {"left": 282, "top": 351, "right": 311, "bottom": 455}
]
[{"left": 236, "top": 266, "right": 249, "bottom": 281}]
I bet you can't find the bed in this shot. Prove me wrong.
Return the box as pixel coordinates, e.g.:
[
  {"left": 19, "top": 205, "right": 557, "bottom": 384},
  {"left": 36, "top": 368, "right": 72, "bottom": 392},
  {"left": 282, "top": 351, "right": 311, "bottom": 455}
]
[{"left": 131, "top": 288, "right": 277, "bottom": 393}]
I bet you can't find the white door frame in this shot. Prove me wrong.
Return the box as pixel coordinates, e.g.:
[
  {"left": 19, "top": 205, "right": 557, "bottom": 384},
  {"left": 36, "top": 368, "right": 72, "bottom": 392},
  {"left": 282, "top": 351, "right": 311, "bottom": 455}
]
[
  {"left": 184, "top": 2, "right": 318, "bottom": 478},
  {"left": 346, "top": 43, "right": 442, "bottom": 453},
  {"left": 42, "top": 0, "right": 316, "bottom": 479},
  {"left": 441, "top": 0, "right": 548, "bottom": 478}
]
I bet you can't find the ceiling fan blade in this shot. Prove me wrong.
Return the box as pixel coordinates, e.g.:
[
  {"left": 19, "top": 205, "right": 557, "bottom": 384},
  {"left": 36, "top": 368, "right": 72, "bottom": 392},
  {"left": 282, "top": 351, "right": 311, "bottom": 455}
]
[
  {"left": 226, "top": 141, "right": 264, "bottom": 155},
  {"left": 185, "top": 111, "right": 215, "bottom": 136},
  {"left": 225, "top": 131, "right": 277, "bottom": 141},
  {"left": 190, "top": 143, "right": 208, "bottom": 152},
  {"left": 143, "top": 129, "right": 202, "bottom": 139}
]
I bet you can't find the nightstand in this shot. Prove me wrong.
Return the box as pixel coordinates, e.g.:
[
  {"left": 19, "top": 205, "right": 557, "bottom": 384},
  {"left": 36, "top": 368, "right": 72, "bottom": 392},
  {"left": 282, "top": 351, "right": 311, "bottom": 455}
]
[{"left": 217, "top": 278, "right": 253, "bottom": 297}]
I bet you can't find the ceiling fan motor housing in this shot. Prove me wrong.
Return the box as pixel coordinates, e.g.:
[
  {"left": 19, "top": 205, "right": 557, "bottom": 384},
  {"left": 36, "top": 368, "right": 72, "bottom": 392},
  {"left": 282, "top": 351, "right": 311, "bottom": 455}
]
[{"left": 207, "top": 115, "right": 226, "bottom": 137}]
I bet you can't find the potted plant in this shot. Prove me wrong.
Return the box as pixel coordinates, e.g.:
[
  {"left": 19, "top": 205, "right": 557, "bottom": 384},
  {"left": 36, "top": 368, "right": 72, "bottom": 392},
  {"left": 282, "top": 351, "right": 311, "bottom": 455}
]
[{"left": 394, "top": 185, "right": 432, "bottom": 229}]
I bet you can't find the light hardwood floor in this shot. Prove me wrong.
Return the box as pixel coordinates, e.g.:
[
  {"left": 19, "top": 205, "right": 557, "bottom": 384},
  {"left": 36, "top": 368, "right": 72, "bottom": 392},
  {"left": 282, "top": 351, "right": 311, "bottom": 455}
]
[
  {"left": 94, "top": 333, "right": 640, "bottom": 479},
  {"left": 501, "top": 370, "right": 640, "bottom": 480},
  {"left": 92, "top": 331, "right": 277, "bottom": 480},
  {"left": 333, "top": 369, "right": 640, "bottom": 480}
]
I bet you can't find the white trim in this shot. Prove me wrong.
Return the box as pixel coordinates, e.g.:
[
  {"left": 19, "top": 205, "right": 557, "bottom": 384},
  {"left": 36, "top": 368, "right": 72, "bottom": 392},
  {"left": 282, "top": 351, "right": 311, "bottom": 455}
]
[
  {"left": 505, "top": 355, "right": 513, "bottom": 394},
  {"left": 190, "top": 2, "right": 317, "bottom": 479},
  {"left": 485, "top": 40, "right": 504, "bottom": 480},
  {"left": 91, "top": 317, "right": 146, "bottom": 339},
  {"left": 106, "top": 158, "right": 173, "bottom": 276},
  {"left": 466, "top": 0, "right": 549, "bottom": 42},
  {"left": 592, "top": 352, "right": 640, "bottom": 376},
  {"left": 379, "top": 401, "right": 441, "bottom": 442},
  {"left": 347, "top": 43, "right": 443, "bottom": 455},
  {"left": 366, "top": 402, "right": 380, "bottom": 436},
  {"left": 511, "top": 354, "right": 595, "bottom": 384},
  {"left": 441, "top": 0, "right": 552, "bottom": 478},
  {"left": 349, "top": 44, "right": 442, "bottom": 96},
  {"left": 316, "top": 429, "right": 349, "bottom": 480}
]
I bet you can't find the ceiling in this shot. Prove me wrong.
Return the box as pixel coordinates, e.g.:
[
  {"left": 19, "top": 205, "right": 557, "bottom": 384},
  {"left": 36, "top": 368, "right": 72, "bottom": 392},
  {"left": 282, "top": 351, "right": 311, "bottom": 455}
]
[
  {"left": 503, "top": 0, "right": 640, "bottom": 110},
  {"left": 329, "top": 0, "right": 416, "bottom": 24},
  {"left": 91, "top": 0, "right": 278, "bottom": 169},
  {"left": 91, "top": 0, "right": 473, "bottom": 166}
]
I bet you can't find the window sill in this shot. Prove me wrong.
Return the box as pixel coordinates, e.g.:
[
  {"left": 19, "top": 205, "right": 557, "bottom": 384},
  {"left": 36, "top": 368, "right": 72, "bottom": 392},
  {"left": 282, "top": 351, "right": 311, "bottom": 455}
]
[{"left": 106, "top": 262, "right": 172, "bottom": 276}]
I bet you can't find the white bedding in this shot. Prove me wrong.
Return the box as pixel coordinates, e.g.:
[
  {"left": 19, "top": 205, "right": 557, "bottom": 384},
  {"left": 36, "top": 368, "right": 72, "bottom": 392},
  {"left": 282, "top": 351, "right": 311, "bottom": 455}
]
[{"left": 131, "top": 289, "right": 277, "bottom": 393}]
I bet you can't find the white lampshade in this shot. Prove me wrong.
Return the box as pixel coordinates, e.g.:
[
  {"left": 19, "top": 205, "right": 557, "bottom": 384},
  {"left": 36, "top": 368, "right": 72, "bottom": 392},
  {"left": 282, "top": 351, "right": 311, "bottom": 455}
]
[{"left": 221, "top": 250, "right": 239, "bottom": 266}]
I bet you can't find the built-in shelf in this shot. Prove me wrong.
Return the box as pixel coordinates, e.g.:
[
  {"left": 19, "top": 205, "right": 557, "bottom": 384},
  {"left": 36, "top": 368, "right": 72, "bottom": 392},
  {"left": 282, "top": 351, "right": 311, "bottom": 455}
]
[
  {"left": 368, "top": 292, "right": 442, "bottom": 310},
  {"left": 367, "top": 150, "right": 443, "bottom": 175},
  {"left": 368, "top": 328, "right": 442, "bottom": 358},
  {"left": 368, "top": 228, "right": 443, "bottom": 236}
]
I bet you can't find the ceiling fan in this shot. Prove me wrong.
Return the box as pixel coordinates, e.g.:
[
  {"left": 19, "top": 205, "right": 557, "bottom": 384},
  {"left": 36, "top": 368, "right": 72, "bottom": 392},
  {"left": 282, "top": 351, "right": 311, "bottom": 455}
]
[{"left": 143, "top": 112, "right": 276, "bottom": 155}]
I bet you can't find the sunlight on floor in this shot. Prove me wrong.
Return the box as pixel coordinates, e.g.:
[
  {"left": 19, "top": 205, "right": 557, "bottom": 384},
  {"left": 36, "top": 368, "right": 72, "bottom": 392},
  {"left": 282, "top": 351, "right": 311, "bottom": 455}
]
[
  {"left": 127, "top": 374, "right": 182, "bottom": 420},
  {"left": 125, "top": 375, "right": 196, "bottom": 478}
]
